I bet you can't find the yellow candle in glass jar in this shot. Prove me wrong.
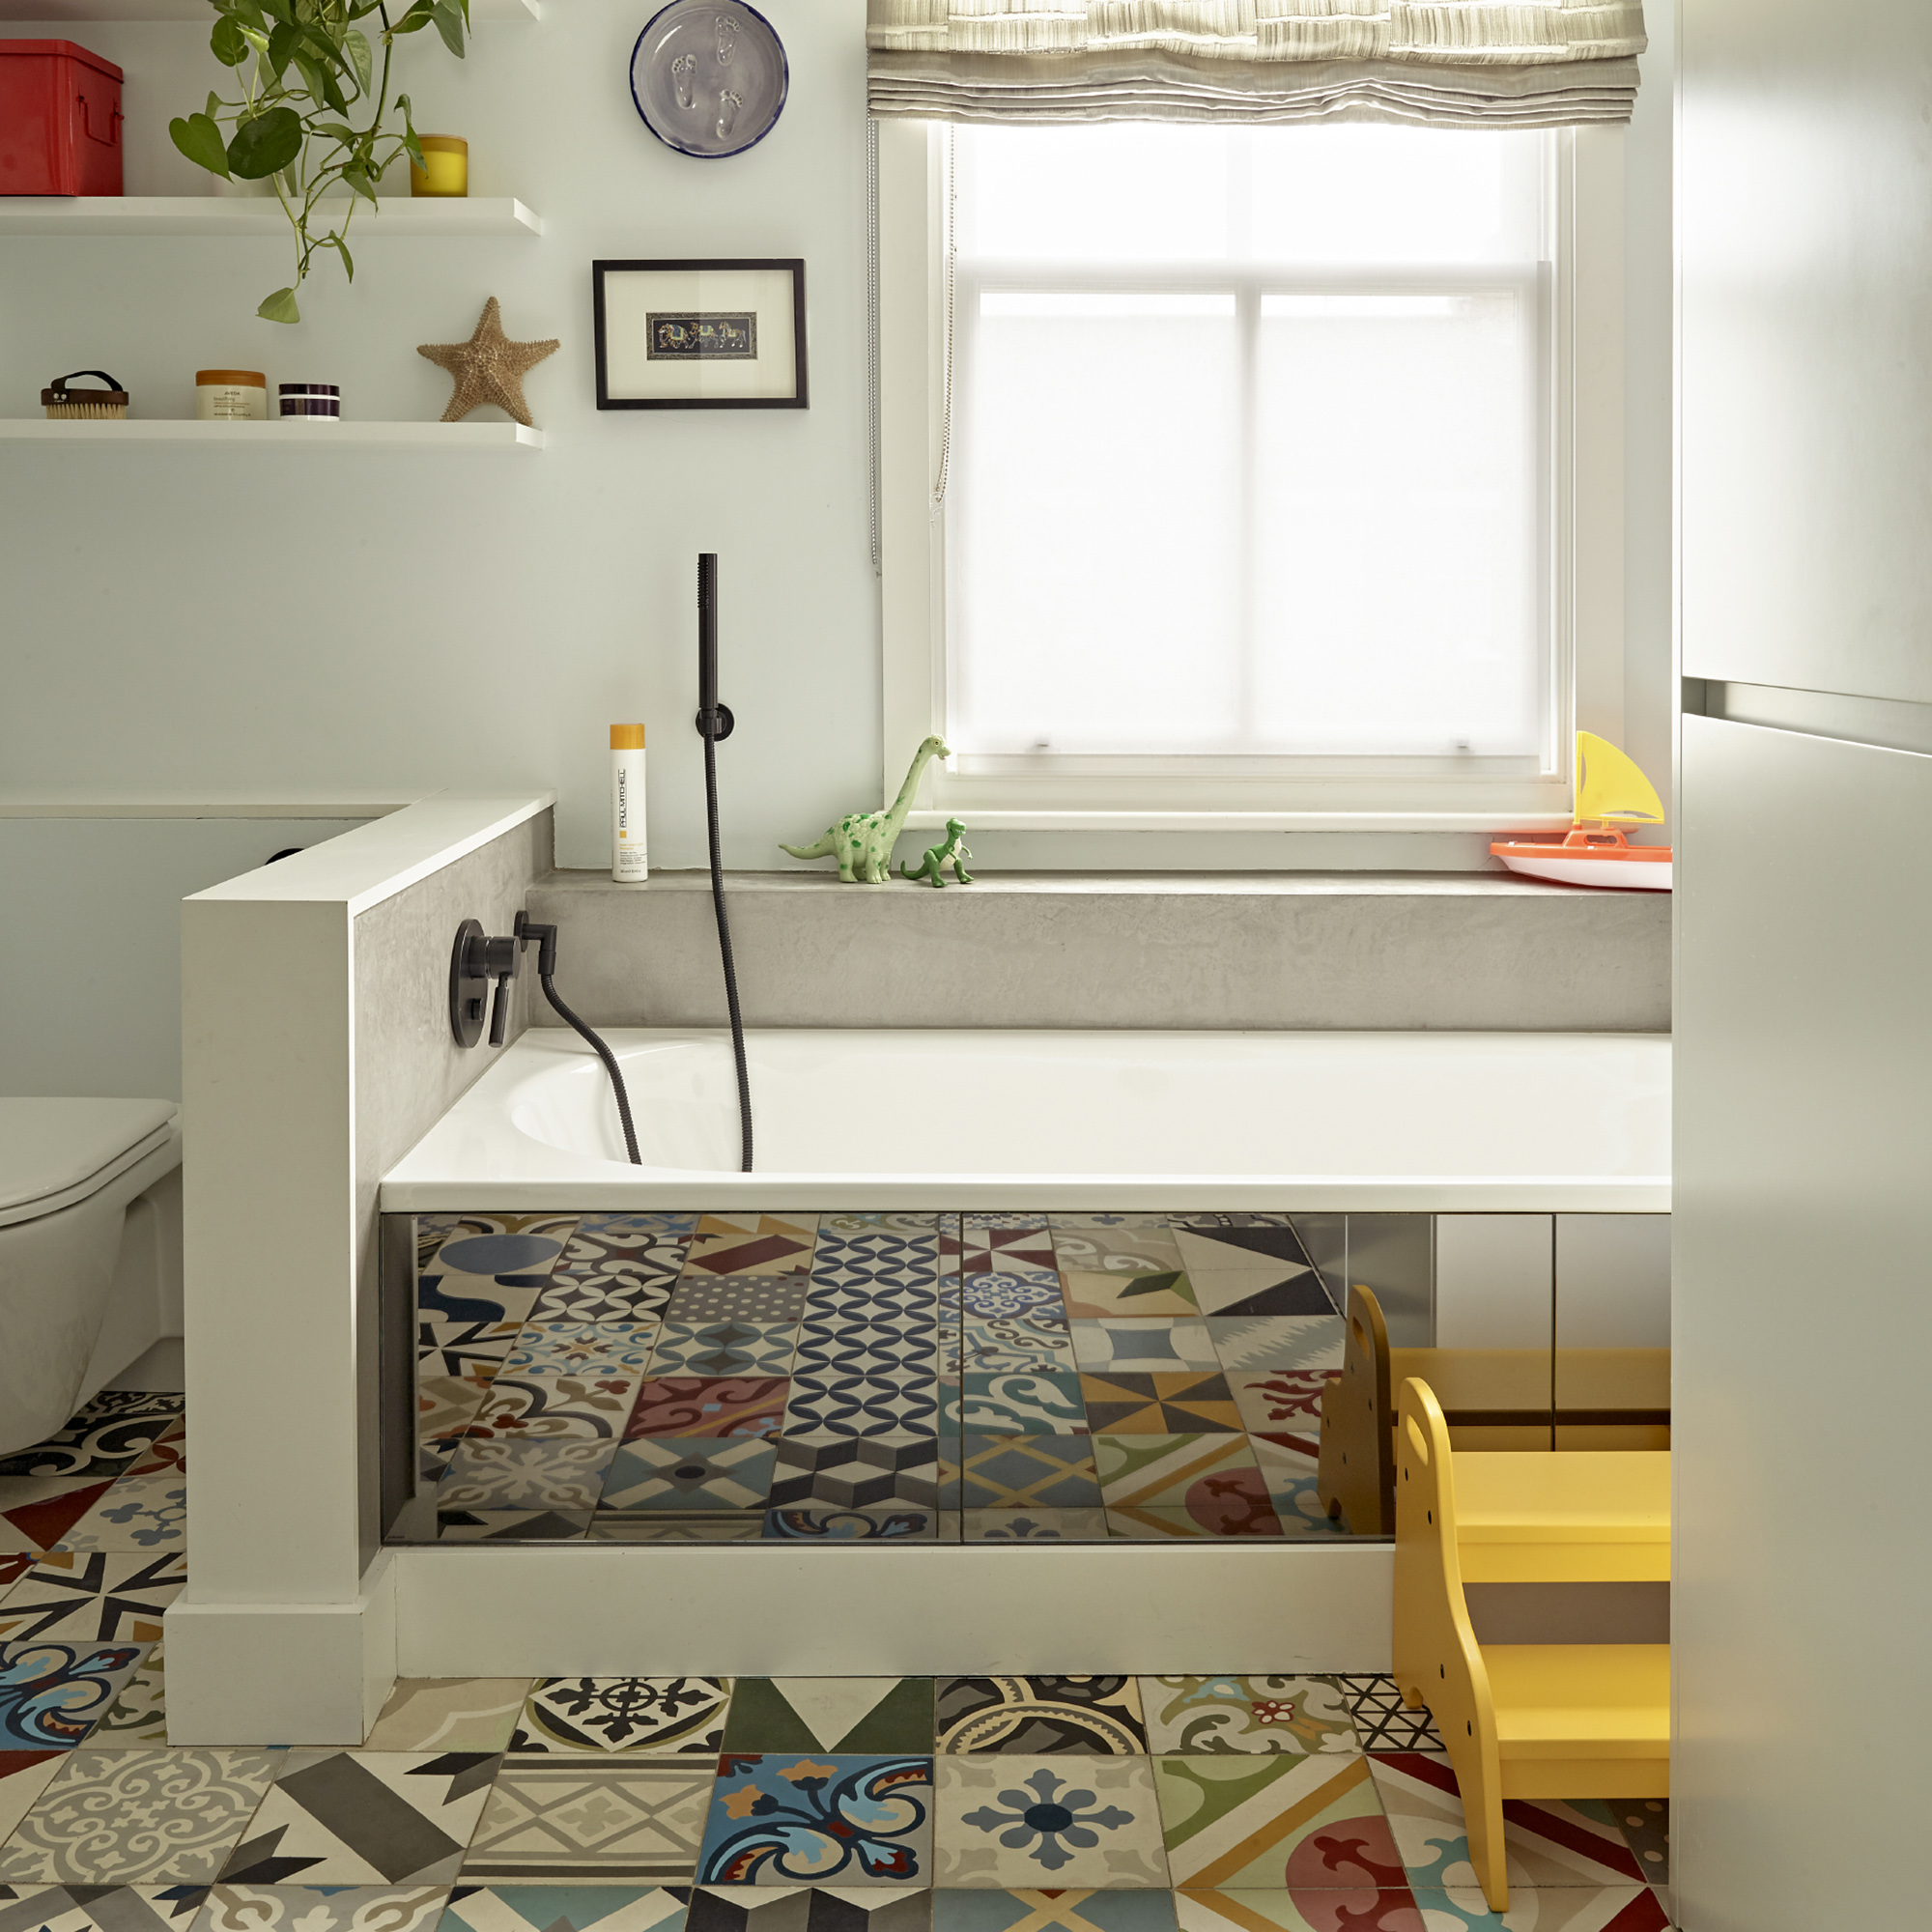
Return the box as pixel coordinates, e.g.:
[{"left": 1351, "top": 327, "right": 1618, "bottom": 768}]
[{"left": 410, "top": 135, "right": 468, "bottom": 198}]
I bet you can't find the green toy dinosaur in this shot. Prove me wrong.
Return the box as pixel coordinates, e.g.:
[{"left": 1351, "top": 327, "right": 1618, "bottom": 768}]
[
  {"left": 781, "top": 735, "right": 951, "bottom": 884},
  {"left": 901, "top": 817, "right": 974, "bottom": 886}
]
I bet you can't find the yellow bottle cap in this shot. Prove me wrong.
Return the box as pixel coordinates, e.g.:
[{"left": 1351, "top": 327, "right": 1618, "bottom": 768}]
[{"left": 611, "top": 724, "right": 646, "bottom": 750}]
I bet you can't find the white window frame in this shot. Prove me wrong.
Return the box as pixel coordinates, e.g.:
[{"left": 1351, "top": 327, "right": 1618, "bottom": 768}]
[{"left": 877, "top": 119, "right": 1628, "bottom": 835}]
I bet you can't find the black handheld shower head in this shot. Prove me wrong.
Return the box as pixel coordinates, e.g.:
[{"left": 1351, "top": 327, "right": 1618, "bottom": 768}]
[{"left": 696, "top": 553, "right": 733, "bottom": 741}]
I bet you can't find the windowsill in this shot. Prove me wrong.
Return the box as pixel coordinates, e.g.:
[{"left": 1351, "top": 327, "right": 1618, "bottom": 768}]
[
  {"left": 537, "top": 867, "right": 1648, "bottom": 898},
  {"left": 901, "top": 810, "right": 1577, "bottom": 834}
]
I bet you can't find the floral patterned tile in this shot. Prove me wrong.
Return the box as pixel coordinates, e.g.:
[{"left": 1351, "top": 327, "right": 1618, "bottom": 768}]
[
  {"left": 820, "top": 1213, "right": 946, "bottom": 1236},
  {"left": 698, "top": 1755, "right": 934, "bottom": 1885},
  {"left": 418, "top": 1373, "right": 499, "bottom": 1446},
  {"left": 84, "top": 1639, "right": 167, "bottom": 1747},
  {"left": 0, "top": 1395, "right": 185, "bottom": 1482},
  {"left": 958, "top": 1275, "right": 1064, "bottom": 1321},
  {"left": 762, "top": 1509, "right": 938, "bottom": 1543},
  {"left": 627, "top": 1379, "right": 790, "bottom": 1441},
  {"left": 50, "top": 1479, "right": 185, "bottom": 1555},
  {"left": 936, "top": 1679, "right": 1147, "bottom": 1756},
  {"left": 951, "top": 1318, "right": 1075, "bottom": 1378},
  {"left": 0, "top": 1747, "right": 283, "bottom": 1879},
  {"left": 600, "top": 1439, "right": 778, "bottom": 1514},
  {"left": 1048, "top": 1222, "right": 1186, "bottom": 1276},
  {"left": 959, "top": 1511, "right": 1110, "bottom": 1543},
  {"left": 934, "top": 1757, "right": 1166, "bottom": 1888},
  {"left": 1155, "top": 1754, "right": 1401, "bottom": 1890},
  {"left": 942, "top": 1374, "right": 1086, "bottom": 1436},
  {"left": 1226, "top": 1376, "right": 1333, "bottom": 1438},
  {"left": 491, "top": 1323, "right": 659, "bottom": 1378},
  {"left": 126, "top": 1425, "right": 186, "bottom": 1483},
  {"left": 192, "top": 1886, "right": 452, "bottom": 1932},
  {"left": 1247, "top": 1438, "right": 1348, "bottom": 1541},
  {"left": 439, "top": 1438, "right": 620, "bottom": 1511},
  {"left": 1365, "top": 1755, "right": 1647, "bottom": 1893},
  {"left": 1139, "top": 1678, "right": 1355, "bottom": 1757},
  {"left": 0, "top": 1754, "right": 64, "bottom": 1838},
  {"left": 462, "top": 1370, "right": 649, "bottom": 1446},
  {"left": 511, "top": 1679, "right": 731, "bottom": 1755}
]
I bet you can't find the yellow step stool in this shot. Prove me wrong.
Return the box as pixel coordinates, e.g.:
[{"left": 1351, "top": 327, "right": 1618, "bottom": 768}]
[
  {"left": 1455, "top": 1448, "right": 1670, "bottom": 1582},
  {"left": 1392, "top": 1377, "right": 1670, "bottom": 1912}
]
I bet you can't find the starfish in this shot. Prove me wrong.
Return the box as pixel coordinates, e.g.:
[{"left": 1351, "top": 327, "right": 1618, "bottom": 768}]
[{"left": 417, "top": 296, "right": 558, "bottom": 427}]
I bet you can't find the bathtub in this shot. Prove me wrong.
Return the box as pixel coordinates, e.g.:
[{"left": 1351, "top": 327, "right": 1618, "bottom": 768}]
[{"left": 382, "top": 1028, "right": 1669, "bottom": 1212}]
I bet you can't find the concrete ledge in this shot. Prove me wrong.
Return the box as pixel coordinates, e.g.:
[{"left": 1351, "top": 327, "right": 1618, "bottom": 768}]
[{"left": 528, "top": 870, "right": 1671, "bottom": 1033}]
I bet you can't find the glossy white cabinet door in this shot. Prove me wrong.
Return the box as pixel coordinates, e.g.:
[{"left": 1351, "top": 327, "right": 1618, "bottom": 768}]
[
  {"left": 1681, "top": 0, "right": 1932, "bottom": 702},
  {"left": 1675, "top": 715, "right": 1932, "bottom": 1927}
]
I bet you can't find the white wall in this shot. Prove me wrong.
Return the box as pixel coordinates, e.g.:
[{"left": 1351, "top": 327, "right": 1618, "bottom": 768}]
[{"left": 0, "top": 7, "right": 1677, "bottom": 874}]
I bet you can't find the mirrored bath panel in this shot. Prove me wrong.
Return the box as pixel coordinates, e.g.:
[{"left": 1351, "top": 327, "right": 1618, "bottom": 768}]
[{"left": 379, "top": 1208, "right": 1670, "bottom": 1547}]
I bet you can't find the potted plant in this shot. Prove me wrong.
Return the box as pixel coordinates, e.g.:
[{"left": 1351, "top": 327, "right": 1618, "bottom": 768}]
[{"left": 170, "top": 0, "right": 470, "bottom": 323}]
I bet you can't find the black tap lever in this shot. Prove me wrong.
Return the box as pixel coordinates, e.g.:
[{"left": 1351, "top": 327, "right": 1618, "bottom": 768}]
[{"left": 448, "top": 919, "right": 520, "bottom": 1048}]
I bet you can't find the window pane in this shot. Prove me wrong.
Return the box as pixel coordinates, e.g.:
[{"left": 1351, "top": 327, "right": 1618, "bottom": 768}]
[
  {"left": 946, "top": 122, "right": 1551, "bottom": 763},
  {"left": 950, "top": 294, "right": 1242, "bottom": 753},
  {"left": 1252, "top": 291, "right": 1541, "bottom": 754}
]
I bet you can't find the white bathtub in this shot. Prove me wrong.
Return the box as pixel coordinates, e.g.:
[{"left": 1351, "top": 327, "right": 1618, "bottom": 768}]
[{"left": 382, "top": 1028, "right": 1670, "bottom": 1212}]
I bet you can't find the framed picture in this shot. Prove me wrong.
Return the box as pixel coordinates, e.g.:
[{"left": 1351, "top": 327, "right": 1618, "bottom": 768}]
[{"left": 593, "top": 258, "right": 808, "bottom": 410}]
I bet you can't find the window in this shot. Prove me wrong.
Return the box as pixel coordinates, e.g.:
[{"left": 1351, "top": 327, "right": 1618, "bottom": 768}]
[{"left": 878, "top": 119, "right": 1621, "bottom": 830}]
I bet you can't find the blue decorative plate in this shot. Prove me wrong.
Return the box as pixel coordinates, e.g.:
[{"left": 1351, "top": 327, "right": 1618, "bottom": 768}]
[{"left": 631, "top": 2, "right": 788, "bottom": 160}]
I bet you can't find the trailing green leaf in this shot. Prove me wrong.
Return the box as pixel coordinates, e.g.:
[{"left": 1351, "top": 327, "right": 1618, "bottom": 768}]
[
  {"left": 344, "top": 28, "right": 373, "bottom": 93},
  {"left": 266, "top": 19, "right": 298, "bottom": 77},
  {"left": 227, "top": 104, "right": 304, "bottom": 179},
  {"left": 257, "top": 286, "right": 301, "bottom": 324},
  {"left": 211, "top": 16, "right": 250, "bottom": 65},
  {"left": 431, "top": 1, "right": 465, "bottom": 59},
  {"left": 170, "top": 112, "right": 232, "bottom": 176},
  {"left": 390, "top": 1, "right": 437, "bottom": 36},
  {"left": 340, "top": 164, "right": 377, "bottom": 203}
]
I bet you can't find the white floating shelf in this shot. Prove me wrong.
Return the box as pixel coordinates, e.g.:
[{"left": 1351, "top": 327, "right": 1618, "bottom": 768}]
[
  {"left": 0, "top": 0, "right": 538, "bottom": 19},
  {"left": 0, "top": 419, "right": 543, "bottom": 450},
  {"left": 0, "top": 196, "right": 541, "bottom": 237}
]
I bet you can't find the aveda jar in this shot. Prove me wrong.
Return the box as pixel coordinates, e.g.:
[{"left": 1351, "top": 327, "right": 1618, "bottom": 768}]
[{"left": 195, "top": 369, "right": 268, "bottom": 420}]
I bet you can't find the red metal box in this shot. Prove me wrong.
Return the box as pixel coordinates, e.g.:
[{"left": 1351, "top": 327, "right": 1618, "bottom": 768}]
[{"left": 0, "top": 41, "right": 124, "bottom": 196}]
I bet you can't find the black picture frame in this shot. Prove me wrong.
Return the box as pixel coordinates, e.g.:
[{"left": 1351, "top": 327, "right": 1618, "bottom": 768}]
[{"left": 593, "top": 257, "right": 809, "bottom": 411}]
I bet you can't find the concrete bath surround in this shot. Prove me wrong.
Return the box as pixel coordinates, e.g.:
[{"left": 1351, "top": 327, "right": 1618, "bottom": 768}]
[{"left": 527, "top": 868, "right": 1672, "bottom": 1035}]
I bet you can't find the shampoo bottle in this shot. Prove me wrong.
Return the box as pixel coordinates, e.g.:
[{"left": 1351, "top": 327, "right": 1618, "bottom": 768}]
[{"left": 611, "top": 724, "right": 647, "bottom": 882}]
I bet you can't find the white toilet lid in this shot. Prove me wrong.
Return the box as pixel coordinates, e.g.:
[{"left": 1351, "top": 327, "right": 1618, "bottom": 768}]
[{"left": 0, "top": 1098, "right": 180, "bottom": 1224}]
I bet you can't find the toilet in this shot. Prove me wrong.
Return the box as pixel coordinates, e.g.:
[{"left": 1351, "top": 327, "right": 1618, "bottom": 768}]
[{"left": 0, "top": 1098, "right": 184, "bottom": 1457}]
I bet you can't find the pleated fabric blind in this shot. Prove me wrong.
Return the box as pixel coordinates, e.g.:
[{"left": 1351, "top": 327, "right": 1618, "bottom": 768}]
[{"left": 867, "top": 2, "right": 1648, "bottom": 128}]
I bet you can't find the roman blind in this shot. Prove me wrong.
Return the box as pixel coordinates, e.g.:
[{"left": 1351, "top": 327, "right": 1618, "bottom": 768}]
[{"left": 867, "top": 2, "right": 1648, "bottom": 128}]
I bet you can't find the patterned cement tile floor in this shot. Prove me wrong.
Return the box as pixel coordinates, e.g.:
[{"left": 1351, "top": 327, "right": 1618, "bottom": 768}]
[
  {"left": 409, "top": 1213, "right": 1360, "bottom": 1545},
  {"left": 0, "top": 1636, "right": 1678, "bottom": 1931}
]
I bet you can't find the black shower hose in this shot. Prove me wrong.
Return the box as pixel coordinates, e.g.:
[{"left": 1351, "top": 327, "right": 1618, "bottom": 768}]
[
  {"left": 706, "top": 731, "right": 754, "bottom": 1173},
  {"left": 534, "top": 969, "right": 642, "bottom": 1167}
]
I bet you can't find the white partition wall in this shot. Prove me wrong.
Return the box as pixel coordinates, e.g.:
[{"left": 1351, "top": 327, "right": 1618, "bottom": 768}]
[{"left": 169, "top": 793, "right": 554, "bottom": 1745}]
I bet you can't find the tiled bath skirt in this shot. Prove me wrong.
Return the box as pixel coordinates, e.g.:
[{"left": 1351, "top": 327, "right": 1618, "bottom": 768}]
[{"left": 408, "top": 1212, "right": 1359, "bottom": 1544}]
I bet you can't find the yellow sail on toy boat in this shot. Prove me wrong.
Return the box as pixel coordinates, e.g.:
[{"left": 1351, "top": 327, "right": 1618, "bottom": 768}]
[{"left": 1491, "top": 732, "right": 1673, "bottom": 890}]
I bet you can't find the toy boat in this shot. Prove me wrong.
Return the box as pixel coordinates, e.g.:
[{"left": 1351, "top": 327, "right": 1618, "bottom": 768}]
[{"left": 1491, "top": 731, "right": 1673, "bottom": 890}]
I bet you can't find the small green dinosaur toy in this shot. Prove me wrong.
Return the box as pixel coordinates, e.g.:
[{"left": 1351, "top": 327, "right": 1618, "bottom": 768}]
[
  {"left": 901, "top": 817, "right": 974, "bottom": 886},
  {"left": 781, "top": 735, "right": 951, "bottom": 884}
]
